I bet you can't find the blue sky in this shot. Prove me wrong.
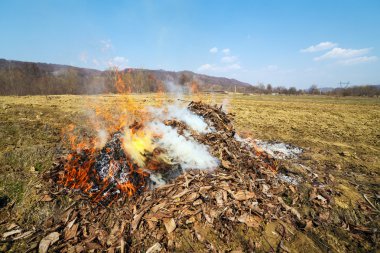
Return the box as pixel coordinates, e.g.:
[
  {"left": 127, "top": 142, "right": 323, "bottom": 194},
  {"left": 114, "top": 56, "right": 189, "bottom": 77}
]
[{"left": 0, "top": 0, "right": 379, "bottom": 88}]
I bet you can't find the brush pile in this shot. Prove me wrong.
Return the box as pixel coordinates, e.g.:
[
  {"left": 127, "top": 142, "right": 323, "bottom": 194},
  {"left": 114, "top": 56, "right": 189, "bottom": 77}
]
[{"left": 2, "top": 101, "right": 342, "bottom": 252}]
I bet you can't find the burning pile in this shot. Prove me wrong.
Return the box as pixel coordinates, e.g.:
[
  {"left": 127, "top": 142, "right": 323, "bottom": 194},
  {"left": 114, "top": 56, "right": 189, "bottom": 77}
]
[{"left": 54, "top": 100, "right": 222, "bottom": 206}]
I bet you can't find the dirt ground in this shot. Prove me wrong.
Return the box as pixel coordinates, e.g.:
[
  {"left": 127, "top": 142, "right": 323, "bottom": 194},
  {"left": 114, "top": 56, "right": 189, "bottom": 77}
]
[{"left": 0, "top": 94, "right": 379, "bottom": 252}]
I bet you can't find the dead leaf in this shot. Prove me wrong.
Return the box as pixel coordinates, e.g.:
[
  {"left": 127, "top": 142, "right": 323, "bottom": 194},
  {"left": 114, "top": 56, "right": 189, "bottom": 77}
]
[
  {"left": 304, "top": 220, "right": 313, "bottom": 230},
  {"left": 151, "top": 201, "right": 167, "bottom": 213},
  {"left": 186, "top": 192, "right": 199, "bottom": 202},
  {"left": 66, "top": 217, "right": 77, "bottom": 230},
  {"left": 186, "top": 216, "right": 196, "bottom": 224},
  {"left": 146, "top": 242, "right": 162, "bottom": 253},
  {"left": 193, "top": 199, "right": 203, "bottom": 206},
  {"left": 237, "top": 213, "right": 262, "bottom": 228},
  {"left": 3, "top": 229, "right": 22, "bottom": 238},
  {"left": 85, "top": 242, "right": 102, "bottom": 250},
  {"left": 39, "top": 232, "right": 60, "bottom": 253},
  {"left": 163, "top": 218, "right": 176, "bottom": 234},
  {"left": 40, "top": 194, "right": 53, "bottom": 202},
  {"left": 221, "top": 159, "right": 232, "bottom": 169},
  {"left": 199, "top": 186, "right": 212, "bottom": 194},
  {"left": 261, "top": 184, "right": 270, "bottom": 194},
  {"left": 13, "top": 230, "right": 34, "bottom": 240},
  {"left": 131, "top": 205, "right": 152, "bottom": 231},
  {"left": 233, "top": 190, "right": 256, "bottom": 201},
  {"left": 7, "top": 223, "right": 19, "bottom": 230},
  {"left": 65, "top": 223, "right": 78, "bottom": 241},
  {"left": 215, "top": 191, "right": 224, "bottom": 207},
  {"left": 171, "top": 189, "right": 189, "bottom": 199}
]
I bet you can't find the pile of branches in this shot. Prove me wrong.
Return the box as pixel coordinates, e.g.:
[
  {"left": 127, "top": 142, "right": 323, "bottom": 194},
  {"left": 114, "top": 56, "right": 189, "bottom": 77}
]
[{"left": 2, "top": 102, "right": 344, "bottom": 252}]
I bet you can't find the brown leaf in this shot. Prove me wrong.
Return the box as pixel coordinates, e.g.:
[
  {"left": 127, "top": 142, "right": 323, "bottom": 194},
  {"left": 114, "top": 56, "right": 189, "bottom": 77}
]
[
  {"left": 193, "top": 199, "right": 203, "bottom": 206},
  {"left": 66, "top": 217, "right": 77, "bottom": 230},
  {"left": 64, "top": 223, "right": 78, "bottom": 241},
  {"left": 304, "top": 220, "right": 313, "bottom": 230},
  {"left": 186, "top": 216, "right": 196, "bottom": 224},
  {"left": 85, "top": 242, "right": 102, "bottom": 250},
  {"left": 237, "top": 213, "right": 262, "bottom": 228},
  {"left": 186, "top": 192, "right": 199, "bottom": 202},
  {"left": 6, "top": 223, "right": 19, "bottom": 230},
  {"left": 40, "top": 194, "right": 53, "bottom": 202},
  {"left": 319, "top": 211, "right": 330, "bottom": 221},
  {"left": 3, "top": 229, "right": 22, "bottom": 238},
  {"left": 171, "top": 189, "right": 190, "bottom": 199},
  {"left": 163, "top": 218, "right": 176, "bottom": 234},
  {"left": 199, "top": 186, "right": 212, "bottom": 194},
  {"left": 151, "top": 201, "right": 167, "bottom": 213},
  {"left": 146, "top": 242, "right": 162, "bottom": 253},
  {"left": 215, "top": 191, "right": 224, "bottom": 207},
  {"left": 221, "top": 159, "right": 232, "bottom": 169},
  {"left": 13, "top": 230, "right": 34, "bottom": 240},
  {"left": 131, "top": 205, "right": 151, "bottom": 232},
  {"left": 233, "top": 190, "right": 256, "bottom": 201},
  {"left": 39, "top": 232, "right": 60, "bottom": 253}
]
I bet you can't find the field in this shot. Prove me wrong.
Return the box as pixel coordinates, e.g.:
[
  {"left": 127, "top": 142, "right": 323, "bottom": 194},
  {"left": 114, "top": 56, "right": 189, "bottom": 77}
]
[{"left": 0, "top": 94, "right": 379, "bottom": 251}]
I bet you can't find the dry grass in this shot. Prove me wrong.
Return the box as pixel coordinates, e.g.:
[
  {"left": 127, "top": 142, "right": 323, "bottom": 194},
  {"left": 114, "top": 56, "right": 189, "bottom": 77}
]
[{"left": 0, "top": 93, "right": 379, "bottom": 251}]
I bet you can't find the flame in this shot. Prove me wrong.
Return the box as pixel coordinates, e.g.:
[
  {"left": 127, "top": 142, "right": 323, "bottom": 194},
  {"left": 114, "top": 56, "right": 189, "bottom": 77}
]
[
  {"left": 58, "top": 67, "right": 161, "bottom": 205},
  {"left": 122, "top": 127, "right": 155, "bottom": 167}
]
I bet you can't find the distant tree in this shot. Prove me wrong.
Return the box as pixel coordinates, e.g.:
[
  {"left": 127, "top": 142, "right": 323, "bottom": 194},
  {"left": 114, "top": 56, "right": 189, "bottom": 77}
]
[
  {"left": 179, "top": 73, "right": 191, "bottom": 86},
  {"left": 288, "top": 87, "right": 297, "bottom": 94},
  {"left": 309, "top": 84, "right": 319, "bottom": 94},
  {"left": 266, "top": 84, "right": 272, "bottom": 93}
]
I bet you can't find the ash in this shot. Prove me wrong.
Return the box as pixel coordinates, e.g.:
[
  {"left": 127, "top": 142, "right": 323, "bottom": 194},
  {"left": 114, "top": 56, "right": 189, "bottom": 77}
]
[{"left": 94, "top": 132, "right": 132, "bottom": 182}]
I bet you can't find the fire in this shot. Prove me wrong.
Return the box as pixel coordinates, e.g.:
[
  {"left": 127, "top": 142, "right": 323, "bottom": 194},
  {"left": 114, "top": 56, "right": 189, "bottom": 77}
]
[
  {"left": 122, "top": 127, "right": 155, "bottom": 167},
  {"left": 57, "top": 67, "right": 222, "bottom": 205},
  {"left": 58, "top": 68, "right": 158, "bottom": 205}
]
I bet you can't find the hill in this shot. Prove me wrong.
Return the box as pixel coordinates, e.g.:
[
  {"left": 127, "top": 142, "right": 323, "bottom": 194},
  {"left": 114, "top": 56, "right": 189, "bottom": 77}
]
[{"left": 0, "top": 59, "right": 252, "bottom": 95}]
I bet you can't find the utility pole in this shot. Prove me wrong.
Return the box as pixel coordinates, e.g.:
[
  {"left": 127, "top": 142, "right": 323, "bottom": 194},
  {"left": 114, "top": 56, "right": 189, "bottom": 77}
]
[
  {"left": 234, "top": 85, "right": 237, "bottom": 94},
  {"left": 339, "top": 81, "right": 350, "bottom": 88}
]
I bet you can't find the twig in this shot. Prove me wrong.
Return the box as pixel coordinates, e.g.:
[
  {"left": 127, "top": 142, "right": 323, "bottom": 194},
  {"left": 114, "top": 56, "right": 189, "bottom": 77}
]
[
  {"left": 363, "top": 194, "right": 380, "bottom": 213},
  {"left": 263, "top": 236, "right": 275, "bottom": 252},
  {"left": 184, "top": 236, "right": 196, "bottom": 252}
]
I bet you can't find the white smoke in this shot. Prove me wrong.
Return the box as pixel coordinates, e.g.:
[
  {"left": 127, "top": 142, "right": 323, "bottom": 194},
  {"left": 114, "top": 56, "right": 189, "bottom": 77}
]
[
  {"left": 148, "top": 121, "right": 218, "bottom": 170},
  {"left": 96, "top": 129, "right": 109, "bottom": 148},
  {"left": 221, "top": 98, "right": 230, "bottom": 112},
  {"left": 149, "top": 104, "right": 213, "bottom": 134},
  {"left": 164, "top": 80, "right": 186, "bottom": 94}
]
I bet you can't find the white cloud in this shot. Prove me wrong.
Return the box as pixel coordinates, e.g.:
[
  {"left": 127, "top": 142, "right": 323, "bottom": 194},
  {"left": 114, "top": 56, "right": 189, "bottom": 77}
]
[
  {"left": 226, "top": 63, "right": 241, "bottom": 70},
  {"left": 222, "top": 48, "right": 230, "bottom": 54},
  {"left": 79, "top": 52, "right": 88, "bottom": 63},
  {"left": 107, "top": 56, "right": 129, "bottom": 68},
  {"left": 221, "top": 55, "right": 238, "bottom": 63},
  {"left": 92, "top": 58, "right": 100, "bottom": 66},
  {"left": 197, "top": 63, "right": 241, "bottom": 72},
  {"left": 209, "top": 47, "right": 218, "bottom": 53},
  {"left": 265, "top": 65, "right": 279, "bottom": 71},
  {"left": 314, "top": 47, "right": 371, "bottom": 61},
  {"left": 338, "top": 56, "right": 378, "bottom": 65},
  {"left": 101, "top": 39, "right": 113, "bottom": 52},
  {"left": 198, "top": 63, "right": 215, "bottom": 72},
  {"left": 301, "top": 41, "right": 337, "bottom": 53}
]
